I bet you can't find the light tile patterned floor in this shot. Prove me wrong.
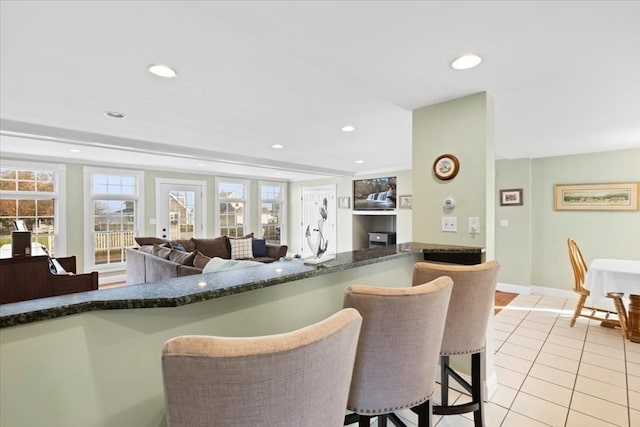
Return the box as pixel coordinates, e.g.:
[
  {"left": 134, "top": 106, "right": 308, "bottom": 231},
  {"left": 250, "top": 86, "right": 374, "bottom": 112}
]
[{"left": 365, "top": 293, "right": 640, "bottom": 426}]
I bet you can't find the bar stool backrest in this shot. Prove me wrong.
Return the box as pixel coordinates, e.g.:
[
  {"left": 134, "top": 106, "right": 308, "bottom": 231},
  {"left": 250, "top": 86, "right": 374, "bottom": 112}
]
[
  {"left": 161, "top": 308, "right": 362, "bottom": 427},
  {"left": 412, "top": 261, "right": 500, "bottom": 356},
  {"left": 343, "top": 276, "right": 453, "bottom": 415}
]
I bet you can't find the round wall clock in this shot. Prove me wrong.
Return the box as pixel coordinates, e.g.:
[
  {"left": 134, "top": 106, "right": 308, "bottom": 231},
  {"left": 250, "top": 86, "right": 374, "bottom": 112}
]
[{"left": 432, "top": 154, "right": 460, "bottom": 181}]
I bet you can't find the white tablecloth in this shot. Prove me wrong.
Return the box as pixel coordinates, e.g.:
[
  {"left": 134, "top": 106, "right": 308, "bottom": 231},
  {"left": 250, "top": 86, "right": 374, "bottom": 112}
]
[{"left": 584, "top": 258, "right": 640, "bottom": 310}]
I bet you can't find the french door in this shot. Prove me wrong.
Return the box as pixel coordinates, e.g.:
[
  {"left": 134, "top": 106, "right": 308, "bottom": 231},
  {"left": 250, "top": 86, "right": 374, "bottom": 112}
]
[{"left": 156, "top": 179, "right": 206, "bottom": 240}]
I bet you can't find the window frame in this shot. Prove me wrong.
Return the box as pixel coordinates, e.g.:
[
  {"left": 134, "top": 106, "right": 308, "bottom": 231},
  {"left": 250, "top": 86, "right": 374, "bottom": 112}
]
[
  {"left": 0, "top": 160, "right": 66, "bottom": 256},
  {"left": 258, "top": 180, "right": 287, "bottom": 244},
  {"left": 83, "top": 166, "right": 144, "bottom": 273},
  {"left": 215, "top": 177, "right": 250, "bottom": 238}
]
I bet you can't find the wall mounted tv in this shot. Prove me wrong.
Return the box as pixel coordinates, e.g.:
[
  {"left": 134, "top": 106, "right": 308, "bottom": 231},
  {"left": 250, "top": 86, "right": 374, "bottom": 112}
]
[{"left": 353, "top": 176, "right": 397, "bottom": 211}]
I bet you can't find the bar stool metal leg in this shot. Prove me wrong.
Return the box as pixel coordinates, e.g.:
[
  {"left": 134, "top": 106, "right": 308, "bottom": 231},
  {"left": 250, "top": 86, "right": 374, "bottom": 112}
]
[{"left": 433, "top": 352, "right": 484, "bottom": 427}]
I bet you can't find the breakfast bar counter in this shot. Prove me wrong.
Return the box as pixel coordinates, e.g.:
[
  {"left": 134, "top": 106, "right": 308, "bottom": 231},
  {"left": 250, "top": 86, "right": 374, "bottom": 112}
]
[
  {"left": 0, "top": 242, "right": 486, "bottom": 427},
  {"left": 0, "top": 242, "right": 484, "bottom": 328}
]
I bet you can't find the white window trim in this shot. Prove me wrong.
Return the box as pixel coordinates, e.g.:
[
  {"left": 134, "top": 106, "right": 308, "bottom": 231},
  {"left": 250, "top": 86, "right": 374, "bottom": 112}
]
[
  {"left": 258, "top": 180, "right": 287, "bottom": 244},
  {"left": 214, "top": 177, "right": 250, "bottom": 237},
  {"left": 83, "top": 166, "right": 144, "bottom": 273},
  {"left": 0, "top": 160, "right": 67, "bottom": 256}
]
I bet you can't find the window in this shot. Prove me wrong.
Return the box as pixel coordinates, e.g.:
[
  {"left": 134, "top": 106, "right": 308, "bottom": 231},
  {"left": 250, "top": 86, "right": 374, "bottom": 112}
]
[
  {"left": 0, "top": 161, "right": 66, "bottom": 256},
  {"left": 84, "top": 167, "right": 143, "bottom": 271},
  {"left": 259, "top": 181, "right": 286, "bottom": 244},
  {"left": 216, "top": 178, "right": 249, "bottom": 237}
]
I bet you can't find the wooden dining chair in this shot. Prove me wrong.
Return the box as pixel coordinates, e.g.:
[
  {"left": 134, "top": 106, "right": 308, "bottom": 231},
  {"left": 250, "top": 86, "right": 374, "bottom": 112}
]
[{"left": 567, "top": 238, "right": 624, "bottom": 330}]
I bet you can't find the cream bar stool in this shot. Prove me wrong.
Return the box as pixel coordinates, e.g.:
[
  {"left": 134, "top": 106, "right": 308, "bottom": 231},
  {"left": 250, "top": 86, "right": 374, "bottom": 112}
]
[
  {"left": 343, "top": 276, "right": 453, "bottom": 427},
  {"left": 412, "top": 261, "right": 500, "bottom": 427},
  {"left": 161, "top": 308, "right": 362, "bottom": 427}
]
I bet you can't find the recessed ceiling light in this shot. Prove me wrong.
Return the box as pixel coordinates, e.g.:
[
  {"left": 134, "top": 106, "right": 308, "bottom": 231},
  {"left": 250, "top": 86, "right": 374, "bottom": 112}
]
[
  {"left": 451, "top": 54, "right": 482, "bottom": 70},
  {"left": 274, "top": 172, "right": 282, "bottom": 175},
  {"left": 341, "top": 125, "right": 356, "bottom": 132},
  {"left": 148, "top": 64, "right": 177, "bottom": 78},
  {"left": 197, "top": 163, "right": 206, "bottom": 167},
  {"left": 104, "top": 111, "right": 126, "bottom": 119},
  {"left": 271, "top": 144, "right": 284, "bottom": 149},
  {"left": 69, "top": 149, "right": 82, "bottom": 153},
  {"left": 355, "top": 160, "right": 364, "bottom": 164}
]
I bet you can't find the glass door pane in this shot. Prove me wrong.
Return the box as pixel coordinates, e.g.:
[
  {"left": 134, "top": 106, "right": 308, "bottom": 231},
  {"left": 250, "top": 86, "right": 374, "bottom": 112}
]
[{"left": 159, "top": 182, "right": 204, "bottom": 241}]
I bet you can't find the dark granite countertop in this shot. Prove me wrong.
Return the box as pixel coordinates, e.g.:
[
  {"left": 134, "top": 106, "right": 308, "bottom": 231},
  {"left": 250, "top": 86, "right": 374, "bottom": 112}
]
[{"left": 0, "top": 242, "right": 484, "bottom": 328}]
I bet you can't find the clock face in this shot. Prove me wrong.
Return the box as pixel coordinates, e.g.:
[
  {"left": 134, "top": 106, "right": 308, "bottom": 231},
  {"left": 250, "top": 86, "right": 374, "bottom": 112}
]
[{"left": 433, "top": 154, "right": 460, "bottom": 180}]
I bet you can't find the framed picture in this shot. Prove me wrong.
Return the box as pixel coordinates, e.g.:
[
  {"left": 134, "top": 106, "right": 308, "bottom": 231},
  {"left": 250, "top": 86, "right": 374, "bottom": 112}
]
[
  {"left": 338, "top": 196, "right": 350, "bottom": 209},
  {"left": 500, "top": 189, "right": 523, "bottom": 206},
  {"left": 399, "top": 194, "right": 412, "bottom": 209},
  {"left": 554, "top": 182, "right": 639, "bottom": 211},
  {"left": 433, "top": 154, "right": 460, "bottom": 181}
]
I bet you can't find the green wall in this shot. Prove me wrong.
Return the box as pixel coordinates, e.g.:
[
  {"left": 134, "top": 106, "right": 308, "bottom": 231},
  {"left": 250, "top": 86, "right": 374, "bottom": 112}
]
[
  {"left": 5, "top": 144, "right": 638, "bottom": 292},
  {"left": 495, "top": 158, "right": 533, "bottom": 286},
  {"left": 496, "top": 148, "right": 640, "bottom": 290},
  {"left": 411, "top": 92, "right": 496, "bottom": 259}
]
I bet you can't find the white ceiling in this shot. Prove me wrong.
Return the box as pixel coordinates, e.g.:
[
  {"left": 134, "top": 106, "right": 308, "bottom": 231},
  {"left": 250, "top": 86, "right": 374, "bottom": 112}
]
[{"left": 1, "top": 1, "right": 639, "bottom": 181}]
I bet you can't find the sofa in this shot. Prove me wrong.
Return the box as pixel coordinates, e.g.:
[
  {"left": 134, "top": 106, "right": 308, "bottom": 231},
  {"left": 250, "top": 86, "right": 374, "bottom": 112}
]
[{"left": 126, "top": 235, "right": 288, "bottom": 285}]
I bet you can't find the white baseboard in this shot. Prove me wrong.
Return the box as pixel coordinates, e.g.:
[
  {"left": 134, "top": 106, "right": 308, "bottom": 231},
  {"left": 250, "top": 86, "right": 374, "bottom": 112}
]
[
  {"left": 496, "top": 282, "right": 530, "bottom": 295},
  {"left": 497, "top": 282, "right": 576, "bottom": 300}
]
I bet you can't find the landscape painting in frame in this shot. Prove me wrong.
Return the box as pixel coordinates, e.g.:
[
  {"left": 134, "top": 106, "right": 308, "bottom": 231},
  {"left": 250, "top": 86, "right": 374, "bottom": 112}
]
[{"left": 554, "top": 182, "right": 639, "bottom": 211}]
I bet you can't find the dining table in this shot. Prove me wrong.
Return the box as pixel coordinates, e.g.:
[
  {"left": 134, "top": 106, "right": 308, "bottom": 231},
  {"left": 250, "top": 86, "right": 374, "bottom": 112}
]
[{"left": 584, "top": 258, "right": 640, "bottom": 342}]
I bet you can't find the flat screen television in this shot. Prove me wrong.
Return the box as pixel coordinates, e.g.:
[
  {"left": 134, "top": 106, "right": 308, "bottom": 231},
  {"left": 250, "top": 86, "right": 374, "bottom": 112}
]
[{"left": 353, "top": 176, "right": 397, "bottom": 211}]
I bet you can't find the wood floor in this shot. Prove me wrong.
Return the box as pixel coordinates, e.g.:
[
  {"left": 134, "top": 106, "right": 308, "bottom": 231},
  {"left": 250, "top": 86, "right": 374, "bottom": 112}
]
[{"left": 494, "top": 290, "right": 518, "bottom": 314}]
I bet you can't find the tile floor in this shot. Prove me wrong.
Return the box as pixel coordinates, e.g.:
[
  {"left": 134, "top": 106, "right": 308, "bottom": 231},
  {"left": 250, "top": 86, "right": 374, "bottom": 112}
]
[{"left": 378, "top": 293, "right": 640, "bottom": 426}]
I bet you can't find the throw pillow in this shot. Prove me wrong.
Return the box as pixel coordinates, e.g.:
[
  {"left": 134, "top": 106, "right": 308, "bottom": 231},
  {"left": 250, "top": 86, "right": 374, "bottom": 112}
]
[
  {"left": 191, "top": 236, "right": 231, "bottom": 259},
  {"left": 252, "top": 238, "right": 267, "bottom": 257},
  {"left": 169, "top": 239, "right": 196, "bottom": 252},
  {"left": 48, "top": 258, "right": 69, "bottom": 275},
  {"left": 230, "top": 237, "right": 253, "bottom": 259},
  {"left": 135, "top": 237, "right": 168, "bottom": 246},
  {"left": 193, "top": 251, "right": 212, "bottom": 269},
  {"left": 228, "top": 232, "right": 254, "bottom": 239},
  {"left": 202, "top": 257, "right": 262, "bottom": 273},
  {"left": 169, "top": 249, "right": 196, "bottom": 265},
  {"left": 138, "top": 245, "right": 155, "bottom": 254},
  {"left": 170, "top": 243, "right": 186, "bottom": 252},
  {"left": 151, "top": 243, "right": 172, "bottom": 259}
]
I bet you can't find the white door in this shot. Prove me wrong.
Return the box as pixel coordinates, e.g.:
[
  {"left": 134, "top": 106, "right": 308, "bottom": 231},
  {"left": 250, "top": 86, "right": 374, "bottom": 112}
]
[
  {"left": 301, "top": 185, "right": 336, "bottom": 259},
  {"left": 156, "top": 179, "right": 206, "bottom": 240}
]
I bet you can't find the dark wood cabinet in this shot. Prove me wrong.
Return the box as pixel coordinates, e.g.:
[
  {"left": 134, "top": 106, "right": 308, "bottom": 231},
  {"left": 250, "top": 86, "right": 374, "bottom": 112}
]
[
  {"left": 423, "top": 251, "right": 486, "bottom": 265},
  {"left": 0, "top": 255, "right": 98, "bottom": 304}
]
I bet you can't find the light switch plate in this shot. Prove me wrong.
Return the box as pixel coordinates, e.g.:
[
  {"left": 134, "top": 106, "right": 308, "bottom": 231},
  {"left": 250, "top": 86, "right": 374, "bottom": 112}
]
[
  {"left": 469, "top": 217, "right": 480, "bottom": 234},
  {"left": 500, "top": 219, "right": 509, "bottom": 227},
  {"left": 441, "top": 216, "right": 457, "bottom": 232}
]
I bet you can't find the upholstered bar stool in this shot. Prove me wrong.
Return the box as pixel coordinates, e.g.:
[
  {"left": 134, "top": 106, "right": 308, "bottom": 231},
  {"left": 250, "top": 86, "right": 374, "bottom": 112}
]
[
  {"left": 343, "top": 276, "right": 453, "bottom": 427},
  {"left": 161, "top": 308, "right": 362, "bottom": 427},
  {"left": 412, "top": 261, "right": 500, "bottom": 427}
]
